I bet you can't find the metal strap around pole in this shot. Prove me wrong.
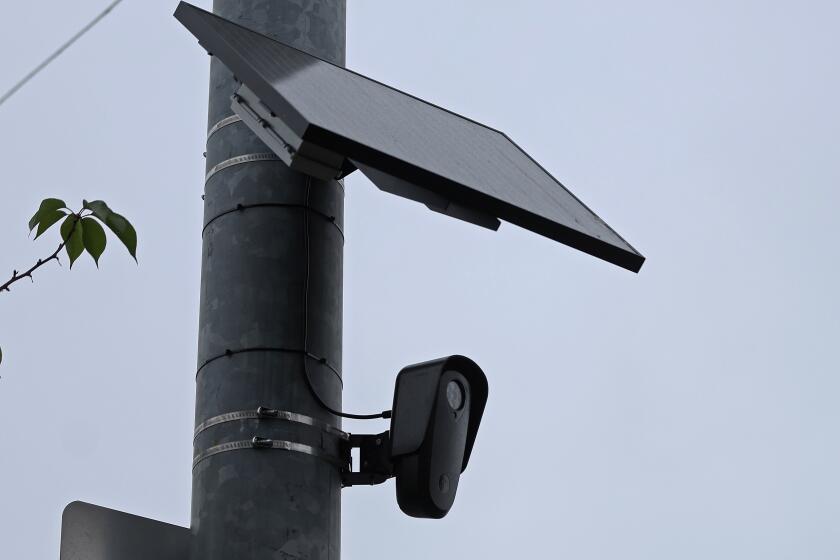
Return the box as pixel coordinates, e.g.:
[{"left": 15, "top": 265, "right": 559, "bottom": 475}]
[
  {"left": 205, "top": 153, "right": 282, "bottom": 183},
  {"left": 192, "top": 437, "right": 346, "bottom": 470},
  {"left": 194, "top": 408, "right": 349, "bottom": 441},
  {"left": 206, "top": 114, "right": 243, "bottom": 141}
]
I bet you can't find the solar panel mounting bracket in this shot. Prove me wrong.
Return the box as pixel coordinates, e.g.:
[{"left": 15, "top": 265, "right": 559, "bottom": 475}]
[
  {"left": 350, "top": 159, "right": 501, "bottom": 231},
  {"left": 232, "top": 84, "right": 354, "bottom": 181}
]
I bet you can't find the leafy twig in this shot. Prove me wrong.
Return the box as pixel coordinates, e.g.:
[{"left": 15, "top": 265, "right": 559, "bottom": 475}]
[
  {"left": 0, "top": 198, "right": 137, "bottom": 367},
  {"left": 0, "top": 241, "right": 66, "bottom": 294},
  {"left": 0, "top": 209, "right": 82, "bottom": 294}
]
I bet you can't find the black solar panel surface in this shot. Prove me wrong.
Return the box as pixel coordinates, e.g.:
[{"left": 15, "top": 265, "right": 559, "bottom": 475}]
[{"left": 176, "top": 2, "right": 645, "bottom": 271}]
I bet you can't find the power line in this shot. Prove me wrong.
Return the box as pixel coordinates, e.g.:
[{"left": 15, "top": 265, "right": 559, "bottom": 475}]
[{"left": 0, "top": 0, "right": 125, "bottom": 109}]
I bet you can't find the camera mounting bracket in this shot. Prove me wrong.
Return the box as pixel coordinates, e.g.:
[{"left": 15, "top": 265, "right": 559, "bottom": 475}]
[{"left": 341, "top": 431, "right": 394, "bottom": 487}]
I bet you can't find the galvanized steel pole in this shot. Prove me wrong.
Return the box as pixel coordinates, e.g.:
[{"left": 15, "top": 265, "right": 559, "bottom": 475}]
[{"left": 191, "top": 2, "right": 346, "bottom": 559}]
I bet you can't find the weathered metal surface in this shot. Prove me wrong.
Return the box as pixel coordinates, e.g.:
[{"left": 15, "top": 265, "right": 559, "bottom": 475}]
[
  {"left": 60, "top": 502, "right": 188, "bottom": 560},
  {"left": 189, "top": 1, "right": 346, "bottom": 559}
]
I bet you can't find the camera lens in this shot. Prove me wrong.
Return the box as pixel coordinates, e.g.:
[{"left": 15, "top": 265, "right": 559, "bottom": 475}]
[{"left": 445, "top": 380, "right": 465, "bottom": 411}]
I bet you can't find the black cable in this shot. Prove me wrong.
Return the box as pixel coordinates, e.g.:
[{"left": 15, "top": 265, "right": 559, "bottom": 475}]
[
  {"left": 195, "top": 346, "right": 342, "bottom": 384},
  {"left": 302, "top": 176, "right": 391, "bottom": 420},
  {"left": 201, "top": 202, "right": 343, "bottom": 238}
]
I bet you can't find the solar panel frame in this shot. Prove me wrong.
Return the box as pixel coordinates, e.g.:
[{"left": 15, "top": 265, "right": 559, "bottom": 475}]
[{"left": 175, "top": 2, "right": 645, "bottom": 272}]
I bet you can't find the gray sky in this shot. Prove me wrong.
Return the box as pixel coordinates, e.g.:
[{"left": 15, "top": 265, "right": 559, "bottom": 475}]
[{"left": 2, "top": 0, "right": 839, "bottom": 558}]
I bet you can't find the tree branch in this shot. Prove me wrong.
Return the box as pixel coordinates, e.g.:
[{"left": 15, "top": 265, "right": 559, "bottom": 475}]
[
  {"left": 0, "top": 242, "right": 66, "bottom": 294},
  {"left": 1, "top": 213, "right": 80, "bottom": 294}
]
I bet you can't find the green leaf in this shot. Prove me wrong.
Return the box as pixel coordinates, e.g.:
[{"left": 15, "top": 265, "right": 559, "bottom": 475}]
[
  {"left": 60, "top": 215, "right": 85, "bottom": 268},
  {"left": 104, "top": 212, "right": 137, "bottom": 261},
  {"left": 29, "top": 198, "right": 67, "bottom": 231},
  {"left": 81, "top": 217, "right": 106, "bottom": 266},
  {"left": 60, "top": 214, "right": 75, "bottom": 242},
  {"left": 83, "top": 200, "right": 112, "bottom": 223},
  {"left": 34, "top": 210, "right": 67, "bottom": 239}
]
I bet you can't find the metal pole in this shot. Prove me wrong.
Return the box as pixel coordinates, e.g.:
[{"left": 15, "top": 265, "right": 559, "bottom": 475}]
[{"left": 191, "top": 2, "right": 346, "bottom": 559}]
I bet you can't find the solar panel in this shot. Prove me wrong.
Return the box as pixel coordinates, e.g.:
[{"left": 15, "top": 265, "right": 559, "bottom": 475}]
[{"left": 175, "top": 2, "right": 645, "bottom": 272}]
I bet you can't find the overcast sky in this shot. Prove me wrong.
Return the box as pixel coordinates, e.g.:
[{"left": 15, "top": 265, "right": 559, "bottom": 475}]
[{"left": 2, "top": 1, "right": 839, "bottom": 558}]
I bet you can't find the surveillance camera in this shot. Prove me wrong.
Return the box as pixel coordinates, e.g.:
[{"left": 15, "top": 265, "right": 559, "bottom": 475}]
[{"left": 389, "top": 356, "right": 488, "bottom": 519}]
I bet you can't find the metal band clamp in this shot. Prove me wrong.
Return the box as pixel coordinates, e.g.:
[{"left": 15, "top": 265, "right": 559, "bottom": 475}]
[
  {"left": 205, "top": 153, "right": 282, "bottom": 183},
  {"left": 194, "top": 407, "right": 349, "bottom": 441},
  {"left": 192, "top": 437, "right": 346, "bottom": 470},
  {"left": 206, "top": 114, "right": 243, "bottom": 141}
]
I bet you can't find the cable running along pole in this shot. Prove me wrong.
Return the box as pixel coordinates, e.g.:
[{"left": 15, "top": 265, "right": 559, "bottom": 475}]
[{"left": 190, "top": 2, "right": 347, "bottom": 559}]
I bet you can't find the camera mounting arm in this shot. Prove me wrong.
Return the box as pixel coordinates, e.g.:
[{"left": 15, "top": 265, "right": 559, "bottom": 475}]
[{"left": 341, "top": 431, "right": 394, "bottom": 487}]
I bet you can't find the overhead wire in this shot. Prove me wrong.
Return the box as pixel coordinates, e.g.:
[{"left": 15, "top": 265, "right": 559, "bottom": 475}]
[{"left": 0, "top": 0, "right": 125, "bottom": 109}]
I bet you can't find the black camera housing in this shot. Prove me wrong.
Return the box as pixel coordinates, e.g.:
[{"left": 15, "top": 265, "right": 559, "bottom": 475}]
[{"left": 389, "top": 356, "right": 488, "bottom": 518}]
